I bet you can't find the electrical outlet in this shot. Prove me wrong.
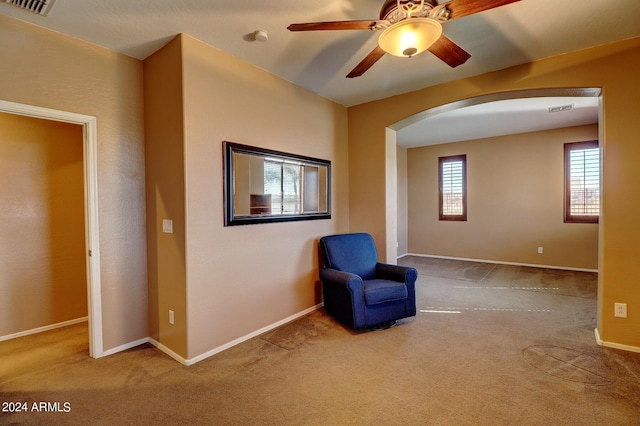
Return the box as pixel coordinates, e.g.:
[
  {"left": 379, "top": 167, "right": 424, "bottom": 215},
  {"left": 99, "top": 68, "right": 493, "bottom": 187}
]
[
  {"left": 162, "top": 219, "right": 173, "bottom": 234},
  {"left": 614, "top": 303, "right": 627, "bottom": 318},
  {"left": 537, "top": 247, "right": 543, "bottom": 254},
  {"left": 169, "top": 310, "right": 175, "bottom": 325}
]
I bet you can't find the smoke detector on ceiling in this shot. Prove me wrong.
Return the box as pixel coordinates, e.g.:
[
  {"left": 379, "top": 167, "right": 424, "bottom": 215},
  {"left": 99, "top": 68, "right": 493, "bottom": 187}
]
[
  {"left": 4, "top": 0, "right": 55, "bottom": 16},
  {"left": 253, "top": 30, "right": 269, "bottom": 42}
]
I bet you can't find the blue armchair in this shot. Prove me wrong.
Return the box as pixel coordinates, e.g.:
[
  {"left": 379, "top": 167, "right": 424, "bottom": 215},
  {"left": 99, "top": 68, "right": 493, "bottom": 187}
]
[{"left": 319, "top": 233, "right": 418, "bottom": 329}]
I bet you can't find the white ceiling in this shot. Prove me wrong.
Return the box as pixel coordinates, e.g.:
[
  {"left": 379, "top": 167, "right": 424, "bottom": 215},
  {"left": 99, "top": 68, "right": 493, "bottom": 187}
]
[
  {"left": 1, "top": 0, "right": 636, "bottom": 145},
  {"left": 397, "top": 96, "right": 599, "bottom": 147}
]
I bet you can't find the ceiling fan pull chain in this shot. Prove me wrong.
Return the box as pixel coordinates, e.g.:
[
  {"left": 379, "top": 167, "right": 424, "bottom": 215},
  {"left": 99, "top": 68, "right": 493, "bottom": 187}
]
[{"left": 397, "top": 0, "right": 424, "bottom": 19}]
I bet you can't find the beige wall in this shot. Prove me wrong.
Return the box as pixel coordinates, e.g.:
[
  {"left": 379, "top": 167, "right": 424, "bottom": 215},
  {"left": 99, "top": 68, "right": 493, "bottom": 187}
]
[
  {"left": 0, "top": 15, "right": 148, "bottom": 350},
  {"left": 145, "top": 34, "right": 349, "bottom": 360},
  {"left": 407, "top": 125, "right": 599, "bottom": 269},
  {"left": 348, "top": 124, "right": 386, "bottom": 257},
  {"left": 143, "top": 37, "right": 187, "bottom": 356},
  {"left": 0, "top": 113, "right": 86, "bottom": 336},
  {"left": 397, "top": 145, "right": 409, "bottom": 256},
  {"left": 348, "top": 37, "right": 640, "bottom": 349}
]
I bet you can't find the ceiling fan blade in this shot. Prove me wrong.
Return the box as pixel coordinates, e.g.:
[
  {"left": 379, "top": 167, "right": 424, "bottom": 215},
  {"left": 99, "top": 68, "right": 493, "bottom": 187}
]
[
  {"left": 428, "top": 35, "right": 471, "bottom": 68},
  {"left": 347, "top": 46, "right": 386, "bottom": 78},
  {"left": 288, "top": 20, "right": 387, "bottom": 31},
  {"left": 446, "top": 0, "right": 521, "bottom": 20}
]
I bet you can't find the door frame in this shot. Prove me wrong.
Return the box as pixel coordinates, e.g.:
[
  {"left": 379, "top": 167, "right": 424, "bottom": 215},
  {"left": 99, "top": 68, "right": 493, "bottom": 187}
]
[{"left": 0, "top": 99, "right": 103, "bottom": 358}]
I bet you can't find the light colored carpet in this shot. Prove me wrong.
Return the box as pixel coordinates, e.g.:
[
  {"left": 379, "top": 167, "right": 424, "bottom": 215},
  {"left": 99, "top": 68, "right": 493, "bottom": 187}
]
[{"left": 1, "top": 257, "right": 639, "bottom": 425}]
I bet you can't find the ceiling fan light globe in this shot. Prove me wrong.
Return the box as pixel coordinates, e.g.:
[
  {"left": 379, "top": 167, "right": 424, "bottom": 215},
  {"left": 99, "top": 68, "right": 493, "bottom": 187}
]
[{"left": 378, "top": 18, "right": 442, "bottom": 58}]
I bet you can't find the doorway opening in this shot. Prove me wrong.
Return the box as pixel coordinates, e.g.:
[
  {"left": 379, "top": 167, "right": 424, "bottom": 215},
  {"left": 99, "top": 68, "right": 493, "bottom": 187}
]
[{"left": 0, "top": 99, "right": 103, "bottom": 358}]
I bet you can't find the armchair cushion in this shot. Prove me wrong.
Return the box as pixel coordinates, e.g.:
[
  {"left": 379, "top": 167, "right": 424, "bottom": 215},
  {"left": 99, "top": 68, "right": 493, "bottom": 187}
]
[{"left": 363, "top": 279, "right": 408, "bottom": 305}]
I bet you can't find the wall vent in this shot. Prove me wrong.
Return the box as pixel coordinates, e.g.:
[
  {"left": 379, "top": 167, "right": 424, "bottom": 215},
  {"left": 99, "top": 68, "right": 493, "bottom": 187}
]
[
  {"left": 4, "top": 0, "right": 55, "bottom": 16},
  {"left": 549, "top": 104, "right": 574, "bottom": 113}
]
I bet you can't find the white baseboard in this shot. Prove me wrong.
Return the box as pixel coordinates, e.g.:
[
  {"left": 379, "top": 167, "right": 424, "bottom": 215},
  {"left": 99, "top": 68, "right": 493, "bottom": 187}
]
[
  {"left": 403, "top": 253, "right": 598, "bottom": 273},
  {"left": 102, "top": 337, "right": 150, "bottom": 358},
  {"left": 184, "top": 304, "right": 323, "bottom": 366},
  {"left": 0, "top": 317, "right": 88, "bottom": 342},
  {"left": 148, "top": 337, "right": 187, "bottom": 364},
  {"left": 594, "top": 328, "right": 640, "bottom": 353},
  {"left": 146, "top": 304, "right": 323, "bottom": 366}
]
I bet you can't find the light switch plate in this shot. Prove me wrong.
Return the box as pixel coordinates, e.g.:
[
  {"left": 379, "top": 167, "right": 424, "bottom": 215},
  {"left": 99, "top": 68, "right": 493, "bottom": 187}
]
[{"left": 162, "top": 219, "right": 173, "bottom": 234}]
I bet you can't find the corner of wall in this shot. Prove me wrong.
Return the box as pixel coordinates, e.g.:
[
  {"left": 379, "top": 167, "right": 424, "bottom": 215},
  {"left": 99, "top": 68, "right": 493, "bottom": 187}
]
[{"left": 143, "top": 35, "right": 188, "bottom": 358}]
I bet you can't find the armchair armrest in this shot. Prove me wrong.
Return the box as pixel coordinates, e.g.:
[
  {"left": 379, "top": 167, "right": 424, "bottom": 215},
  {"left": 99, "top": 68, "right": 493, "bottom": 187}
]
[
  {"left": 376, "top": 263, "right": 418, "bottom": 318},
  {"left": 376, "top": 263, "right": 418, "bottom": 284},
  {"left": 319, "top": 268, "right": 364, "bottom": 294},
  {"left": 319, "top": 267, "right": 367, "bottom": 328}
]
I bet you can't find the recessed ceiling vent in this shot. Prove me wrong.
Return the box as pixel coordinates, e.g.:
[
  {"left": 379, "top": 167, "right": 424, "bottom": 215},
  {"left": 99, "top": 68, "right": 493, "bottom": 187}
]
[{"left": 4, "top": 0, "right": 55, "bottom": 16}]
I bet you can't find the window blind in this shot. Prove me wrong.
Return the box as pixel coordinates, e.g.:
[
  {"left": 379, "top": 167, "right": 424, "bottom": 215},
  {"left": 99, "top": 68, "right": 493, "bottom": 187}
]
[
  {"left": 441, "top": 159, "right": 464, "bottom": 216},
  {"left": 264, "top": 160, "right": 283, "bottom": 213},
  {"left": 282, "top": 163, "right": 302, "bottom": 213},
  {"left": 264, "top": 160, "right": 303, "bottom": 214},
  {"left": 568, "top": 146, "right": 599, "bottom": 217}
]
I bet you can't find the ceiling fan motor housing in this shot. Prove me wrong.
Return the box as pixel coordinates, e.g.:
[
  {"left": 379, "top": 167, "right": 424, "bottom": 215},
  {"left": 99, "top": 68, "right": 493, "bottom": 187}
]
[{"left": 380, "top": 0, "right": 442, "bottom": 22}]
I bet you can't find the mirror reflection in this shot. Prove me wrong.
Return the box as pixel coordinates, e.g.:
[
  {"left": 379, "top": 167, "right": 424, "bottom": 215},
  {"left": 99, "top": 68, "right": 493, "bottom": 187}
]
[{"left": 223, "top": 142, "right": 331, "bottom": 226}]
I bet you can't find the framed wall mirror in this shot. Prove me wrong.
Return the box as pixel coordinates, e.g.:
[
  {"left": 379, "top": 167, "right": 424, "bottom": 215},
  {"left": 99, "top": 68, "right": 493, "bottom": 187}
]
[{"left": 223, "top": 141, "right": 331, "bottom": 226}]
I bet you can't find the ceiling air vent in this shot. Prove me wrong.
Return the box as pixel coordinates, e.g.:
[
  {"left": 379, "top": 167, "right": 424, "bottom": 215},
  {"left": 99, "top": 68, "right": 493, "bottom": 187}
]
[
  {"left": 549, "top": 104, "right": 574, "bottom": 113},
  {"left": 4, "top": 0, "right": 55, "bottom": 16}
]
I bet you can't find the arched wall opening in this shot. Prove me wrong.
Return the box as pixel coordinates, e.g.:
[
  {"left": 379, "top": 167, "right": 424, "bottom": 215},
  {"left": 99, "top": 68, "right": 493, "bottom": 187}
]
[{"left": 385, "top": 87, "right": 602, "bottom": 335}]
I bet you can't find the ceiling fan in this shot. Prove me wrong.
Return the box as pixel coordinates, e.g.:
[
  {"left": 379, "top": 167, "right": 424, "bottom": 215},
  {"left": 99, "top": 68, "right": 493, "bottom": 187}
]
[{"left": 288, "top": 0, "right": 521, "bottom": 78}]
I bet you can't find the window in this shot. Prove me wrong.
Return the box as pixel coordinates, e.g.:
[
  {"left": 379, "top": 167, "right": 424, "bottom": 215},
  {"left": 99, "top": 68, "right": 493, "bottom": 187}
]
[
  {"left": 264, "top": 159, "right": 303, "bottom": 214},
  {"left": 565, "top": 141, "right": 599, "bottom": 223},
  {"left": 439, "top": 155, "right": 467, "bottom": 221}
]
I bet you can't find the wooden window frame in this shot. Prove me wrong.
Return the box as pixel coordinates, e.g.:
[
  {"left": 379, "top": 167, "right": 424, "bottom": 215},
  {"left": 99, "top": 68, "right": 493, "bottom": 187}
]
[
  {"left": 564, "top": 140, "right": 599, "bottom": 224},
  {"left": 439, "top": 154, "right": 467, "bottom": 221}
]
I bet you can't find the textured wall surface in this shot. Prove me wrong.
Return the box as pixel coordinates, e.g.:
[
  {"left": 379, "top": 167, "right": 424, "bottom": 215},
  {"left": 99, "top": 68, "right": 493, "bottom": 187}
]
[
  {"left": 0, "top": 113, "right": 87, "bottom": 336},
  {"left": 407, "top": 124, "right": 599, "bottom": 270},
  {"left": 0, "top": 15, "right": 148, "bottom": 351},
  {"left": 144, "top": 34, "right": 350, "bottom": 360}
]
